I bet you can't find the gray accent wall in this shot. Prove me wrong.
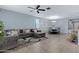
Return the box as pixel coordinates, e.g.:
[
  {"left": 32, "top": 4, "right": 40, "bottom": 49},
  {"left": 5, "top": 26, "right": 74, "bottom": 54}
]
[{"left": 0, "top": 9, "right": 36, "bottom": 30}]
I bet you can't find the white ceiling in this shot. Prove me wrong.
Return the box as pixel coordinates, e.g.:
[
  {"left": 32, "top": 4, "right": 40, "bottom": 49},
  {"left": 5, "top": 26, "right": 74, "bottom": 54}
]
[{"left": 0, "top": 5, "right": 79, "bottom": 19}]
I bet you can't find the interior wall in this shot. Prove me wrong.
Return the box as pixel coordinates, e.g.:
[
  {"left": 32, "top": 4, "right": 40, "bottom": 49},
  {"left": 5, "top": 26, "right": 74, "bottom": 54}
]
[
  {"left": 38, "top": 18, "right": 48, "bottom": 32},
  {"left": 0, "top": 9, "right": 50, "bottom": 32},
  {"left": 34, "top": 18, "right": 69, "bottom": 33},
  {"left": 0, "top": 9, "right": 36, "bottom": 30},
  {"left": 48, "top": 19, "right": 69, "bottom": 34},
  {"left": 0, "top": 9, "right": 69, "bottom": 33}
]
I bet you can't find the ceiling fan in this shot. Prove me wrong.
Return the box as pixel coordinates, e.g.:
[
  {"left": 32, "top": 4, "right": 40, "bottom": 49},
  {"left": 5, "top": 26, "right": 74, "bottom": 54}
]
[{"left": 28, "top": 5, "right": 51, "bottom": 13}]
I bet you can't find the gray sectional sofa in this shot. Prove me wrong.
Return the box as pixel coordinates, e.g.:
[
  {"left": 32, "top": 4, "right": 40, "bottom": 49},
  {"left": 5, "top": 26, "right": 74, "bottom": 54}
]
[{"left": 0, "top": 29, "right": 47, "bottom": 52}]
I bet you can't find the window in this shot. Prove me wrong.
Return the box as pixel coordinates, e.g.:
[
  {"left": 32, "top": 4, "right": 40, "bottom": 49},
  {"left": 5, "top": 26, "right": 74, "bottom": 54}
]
[{"left": 35, "top": 19, "right": 40, "bottom": 29}]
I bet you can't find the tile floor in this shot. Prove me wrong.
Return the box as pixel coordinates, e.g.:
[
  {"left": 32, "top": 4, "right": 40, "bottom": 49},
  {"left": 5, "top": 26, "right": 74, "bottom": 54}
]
[{"left": 6, "top": 34, "right": 79, "bottom": 53}]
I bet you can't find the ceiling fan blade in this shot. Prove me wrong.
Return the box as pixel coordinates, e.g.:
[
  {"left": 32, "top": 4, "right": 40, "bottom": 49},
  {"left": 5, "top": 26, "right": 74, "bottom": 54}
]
[
  {"left": 37, "top": 11, "right": 40, "bottom": 13},
  {"left": 38, "top": 9, "right": 45, "bottom": 11},
  {"left": 30, "top": 10, "right": 34, "bottom": 12},
  {"left": 28, "top": 7, "right": 35, "bottom": 10},
  {"left": 36, "top": 5, "right": 40, "bottom": 9}
]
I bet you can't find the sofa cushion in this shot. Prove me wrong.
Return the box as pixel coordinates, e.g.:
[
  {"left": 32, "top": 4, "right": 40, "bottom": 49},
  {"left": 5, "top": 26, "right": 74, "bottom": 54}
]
[
  {"left": 34, "top": 29, "right": 37, "bottom": 32},
  {"left": 25, "top": 29, "right": 30, "bottom": 33},
  {"left": 11, "top": 31, "right": 18, "bottom": 36}
]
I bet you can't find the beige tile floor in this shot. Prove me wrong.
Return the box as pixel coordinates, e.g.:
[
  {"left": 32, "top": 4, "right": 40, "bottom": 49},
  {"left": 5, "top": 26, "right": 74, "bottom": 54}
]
[{"left": 6, "top": 34, "right": 79, "bottom": 53}]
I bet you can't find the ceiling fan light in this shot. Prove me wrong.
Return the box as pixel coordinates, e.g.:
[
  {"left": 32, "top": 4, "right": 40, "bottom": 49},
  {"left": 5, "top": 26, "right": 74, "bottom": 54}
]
[{"left": 52, "top": 21, "right": 56, "bottom": 23}]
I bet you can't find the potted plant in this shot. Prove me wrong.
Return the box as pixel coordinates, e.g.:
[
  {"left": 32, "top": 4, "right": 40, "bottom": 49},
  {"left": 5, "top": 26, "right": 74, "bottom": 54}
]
[
  {"left": 71, "top": 32, "right": 77, "bottom": 43},
  {"left": 0, "top": 20, "right": 4, "bottom": 41}
]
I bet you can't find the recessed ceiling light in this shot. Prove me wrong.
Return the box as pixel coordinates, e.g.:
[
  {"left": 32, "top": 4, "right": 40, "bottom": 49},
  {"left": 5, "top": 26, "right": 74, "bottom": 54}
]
[{"left": 47, "top": 16, "right": 61, "bottom": 19}]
